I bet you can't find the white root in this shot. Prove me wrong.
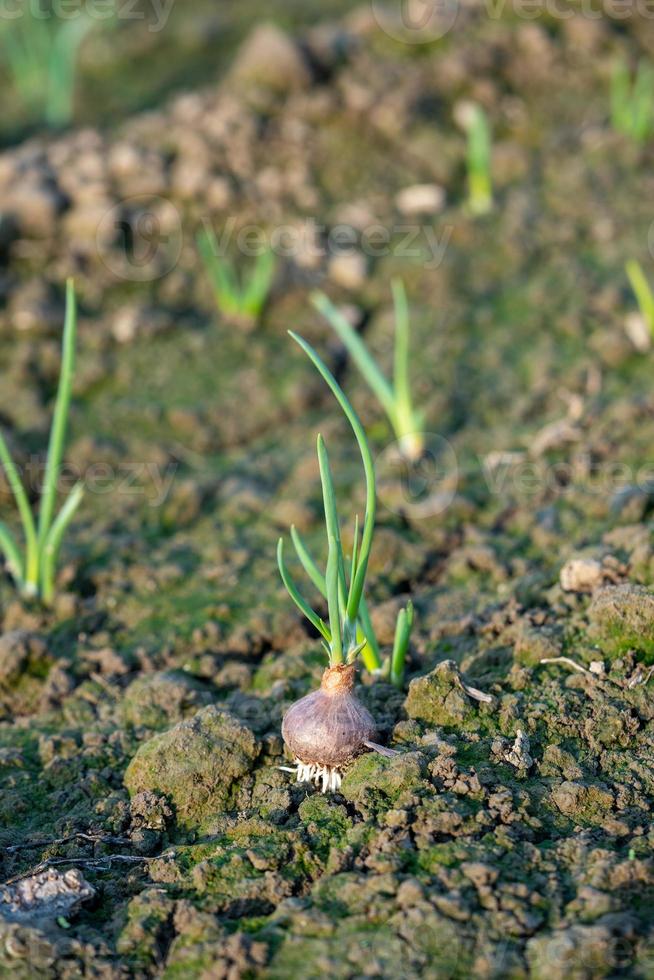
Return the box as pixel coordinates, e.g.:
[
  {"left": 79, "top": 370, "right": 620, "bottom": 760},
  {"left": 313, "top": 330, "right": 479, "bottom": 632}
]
[{"left": 278, "top": 760, "right": 343, "bottom": 793}]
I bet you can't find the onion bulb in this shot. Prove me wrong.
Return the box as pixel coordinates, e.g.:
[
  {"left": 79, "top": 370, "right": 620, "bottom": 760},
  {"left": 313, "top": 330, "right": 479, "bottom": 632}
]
[{"left": 282, "top": 664, "right": 394, "bottom": 792}]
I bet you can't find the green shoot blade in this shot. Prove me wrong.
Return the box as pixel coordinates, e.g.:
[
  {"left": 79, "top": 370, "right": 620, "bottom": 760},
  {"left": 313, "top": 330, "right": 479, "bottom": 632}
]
[
  {"left": 632, "top": 63, "right": 654, "bottom": 142},
  {"left": 290, "top": 525, "right": 326, "bottom": 596},
  {"left": 350, "top": 513, "right": 360, "bottom": 587},
  {"left": 290, "top": 507, "right": 381, "bottom": 670},
  {"left": 291, "top": 522, "right": 355, "bottom": 656},
  {"left": 326, "top": 533, "right": 343, "bottom": 665},
  {"left": 40, "top": 482, "right": 83, "bottom": 606},
  {"left": 197, "top": 229, "right": 239, "bottom": 313},
  {"left": 243, "top": 250, "right": 275, "bottom": 317},
  {"left": 199, "top": 231, "right": 274, "bottom": 322},
  {"left": 391, "top": 278, "right": 422, "bottom": 453},
  {"left": 311, "top": 292, "right": 397, "bottom": 422},
  {"left": 0, "top": 521, "right": 24, "bottom": 586},
  {"left": 392, "top": 279, "right": 410, "bottom": 407},
  {"left": 467, "top": 105, "right": 493, "bottom": 215},
  {"left": 0, "top": 430, "right": 38, "bottom": 591},
  {"left": 626, "top": 259, "right": 654, "bottom": 334},
  {"left": 288, "top": 332, "right": 376, "bottom": 625},
  {"left": 346, "top": 639, "right": 367, "bottom": 665},
  {"left": 357, "top": 598, "right": 382, "bottom": 672},
  {"left": 38, "top": 279, "right": 77, "bottom": 561},
  {"left": 468, "top": 105, "right": 491, "bottom": 177},
  {"left": 390, "top": 600, "right": 415, "bottom": 688},
  {"left": 46, "top": 15, "right": 93, "bottom": 128},
  {"left": 277, "top": 538, "right": 331, "bottom": 643},
  {"left": 316, "top": 434, "right": 347, "bottom": 595}
]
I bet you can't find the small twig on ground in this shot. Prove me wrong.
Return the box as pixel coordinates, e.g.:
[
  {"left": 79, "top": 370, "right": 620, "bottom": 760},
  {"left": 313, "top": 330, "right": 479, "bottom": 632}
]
[
  {"left": 4, "top": 854, "right": 151, "bottom": 885},
  {"left": 460, "top": 679, "right": 494, "bottom": 704},
  {"left": 627, "top": 665, "right": 654, "bottom": 689},
  {"left": 540, "top": 656, "right": 594, "bottom": 676},
  {"left": 5, "top": 832, "right": 130, "bottom": 854}
]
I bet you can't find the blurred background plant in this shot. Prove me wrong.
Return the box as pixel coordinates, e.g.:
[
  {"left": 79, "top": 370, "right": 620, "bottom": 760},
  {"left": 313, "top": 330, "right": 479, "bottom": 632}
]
[
  {"left": 0, "top": 280, "right": 83, "bottom": 604},
  {"left": 312, "top": 282, "right": 426, "bottom": 462},
  {"left": 611, "top": 58, "right": 654, "bottom": 143},
  {"left": 0, "top": 2, "right": 97, "bottom": 129},
  {"left": 459, "top": 102, "right": 493, "bottom": 216},
  {"left": 624, "top": 259, "right": 654, "bottom": 351},
  {"left": 198, "top": 227, "right": 276, "bottom": 329},
  {"left": 0, "top": 0, "right": 360, "bottom": 143}
]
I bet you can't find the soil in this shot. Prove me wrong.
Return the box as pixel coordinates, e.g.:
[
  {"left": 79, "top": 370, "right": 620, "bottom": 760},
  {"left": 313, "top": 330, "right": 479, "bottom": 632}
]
[{"left": 2, "top": 3, "right": 654, "bottom": 977}]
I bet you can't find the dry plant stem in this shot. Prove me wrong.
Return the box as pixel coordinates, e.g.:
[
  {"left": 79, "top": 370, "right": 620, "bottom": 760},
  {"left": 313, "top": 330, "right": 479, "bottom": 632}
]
[
  {"left": 628, "top": 665, "right": 654, "bottom": 689},
  {"left": 460, "top": 679, "right": 494, "bottom": 703},
  {"left": 6, "top": 833, "right": 129, "bottom": 853},
  {"left": 4, "top": 855, "right": 151, "bottom": 886},
  {"left": 540, "top": 656, "right": 594, "bottom": 676}
]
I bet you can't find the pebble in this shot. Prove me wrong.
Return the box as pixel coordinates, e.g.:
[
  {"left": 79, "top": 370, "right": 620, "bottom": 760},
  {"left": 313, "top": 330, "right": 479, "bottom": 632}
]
[
  {"left": 395, "top": 183, "right": 446, "bottom": 216},
  {"left": 230, "top": 23, "right": 312, "bottom": 93},
  {"left": 560, "top": 557, "right": 603, "bottom": 594},
  {"left": 328, "top": 251, "right": 368, "bottom": 290}
]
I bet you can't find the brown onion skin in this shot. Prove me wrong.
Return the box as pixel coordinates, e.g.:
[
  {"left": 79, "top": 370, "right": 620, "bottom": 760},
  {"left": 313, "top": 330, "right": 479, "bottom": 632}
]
[{"left": 282, "top": 664, "right": 376, "bottom": 769}]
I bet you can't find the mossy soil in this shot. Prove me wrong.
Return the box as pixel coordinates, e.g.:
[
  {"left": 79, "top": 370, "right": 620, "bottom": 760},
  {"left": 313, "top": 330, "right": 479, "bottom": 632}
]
[
  {"left": 0, "top": 0, "right": 362, "bottom": 145},
  {"left": 2, "top": 5, "right": 654, "bottom": 977}
]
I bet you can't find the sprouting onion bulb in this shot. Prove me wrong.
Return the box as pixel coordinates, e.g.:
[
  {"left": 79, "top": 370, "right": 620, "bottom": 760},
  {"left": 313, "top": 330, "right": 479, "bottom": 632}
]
[
  {"left": 277, "top": 331, "right": 405, "bottom": 792},
  {"left": 282, "top": 665, "right": 376, "bottom": 792}
]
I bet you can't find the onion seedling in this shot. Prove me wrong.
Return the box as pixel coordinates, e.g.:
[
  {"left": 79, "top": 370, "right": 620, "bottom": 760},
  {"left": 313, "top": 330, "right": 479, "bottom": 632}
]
[
  {"left": 625, "top": 259, "right": 654, "bottom": 340},
  {"left": 0, "top": 9, "right": 95, "bottom": 128},
  {"left": 611, "top": 58, "right": 654, "bottom": 144},
  {"left": 197, "top": 227, "right": 276, "bottom": 328},
  {"left": 278, "top": 331, "right": 413, "bottom": 791},
  {"left": 312, "top": 281, "right": 425, "bottom": 462},
  {"left": 0, "top": 280, "right": 83, "bottom": 604},
  {"left": 461, "top": 103, "right": 493, "bottom": 216}
]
